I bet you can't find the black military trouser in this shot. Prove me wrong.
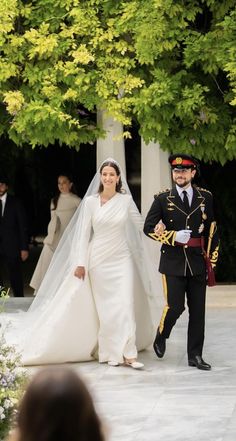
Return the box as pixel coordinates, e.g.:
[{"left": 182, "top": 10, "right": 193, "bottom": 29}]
[
  {"left": 159, "top": 271, "right": 207, "bottom": 359},
  {"left": 0, "top": 253, "right": 24, "bottom": 297}
]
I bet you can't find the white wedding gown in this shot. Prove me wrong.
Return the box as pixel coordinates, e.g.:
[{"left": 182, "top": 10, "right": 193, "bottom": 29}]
[{"left": 1, "top": 192, "right": 159, "bottom": 366}]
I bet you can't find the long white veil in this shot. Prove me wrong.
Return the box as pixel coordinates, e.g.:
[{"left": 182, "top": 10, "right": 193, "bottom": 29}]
[
  {"left": 30, "top": 157, "right": 158, "bottom": 314},
  {"left": 1, "top": 158, "right": 160, "bottom": 362}
]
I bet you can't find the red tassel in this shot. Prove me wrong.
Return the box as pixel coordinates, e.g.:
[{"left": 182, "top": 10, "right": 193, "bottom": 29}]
[{"left": 205, "top": 255, "right": 216, "bottom": 287}]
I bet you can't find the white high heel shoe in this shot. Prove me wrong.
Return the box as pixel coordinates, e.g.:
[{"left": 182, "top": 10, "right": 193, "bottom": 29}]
[
  {"left": 124, "top": 360, "right": 144, "bottom": 369},
  {"left": 107, "top": 361, "right": 119, "bottom": 367}
]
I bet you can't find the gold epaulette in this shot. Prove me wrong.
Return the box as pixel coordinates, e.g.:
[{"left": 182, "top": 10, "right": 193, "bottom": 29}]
[
  {"left": 154, "top": 189, "right": 171, "bottom": 198},
  {"left": 196, "top": 186, "right": 212, "bottom": 195}
]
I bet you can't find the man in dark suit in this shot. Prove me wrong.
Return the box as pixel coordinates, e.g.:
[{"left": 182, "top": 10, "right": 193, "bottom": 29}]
[
  {"left": 144, "top": 154, "right": 219, "bottom": 370},
  {"left": 0, "top": 174, "right": 29, "bottom": 297}
]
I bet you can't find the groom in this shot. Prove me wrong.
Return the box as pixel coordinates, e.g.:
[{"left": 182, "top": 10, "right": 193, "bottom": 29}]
[{"left": 144, "top": 154, "right": 219, "bottom": 370}]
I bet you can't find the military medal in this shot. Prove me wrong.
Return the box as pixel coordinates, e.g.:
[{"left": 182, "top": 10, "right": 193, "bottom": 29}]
[
  {"left": 198, "top": 223, "right": 204, "bottom": 233},
  {"left": 200, "top": 204, "right": 207, "bottom": 220}
]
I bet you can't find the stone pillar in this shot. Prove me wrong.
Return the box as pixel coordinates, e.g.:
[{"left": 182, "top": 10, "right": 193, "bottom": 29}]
[
  {"left": 141, "top": 140, "right": 171, "bottom": 216},
  {"left": 96, "top": 110, "right": 126, "bottom": 174},
  {"left": 141, "top": 140, "right": 171, "bottom": 310}
]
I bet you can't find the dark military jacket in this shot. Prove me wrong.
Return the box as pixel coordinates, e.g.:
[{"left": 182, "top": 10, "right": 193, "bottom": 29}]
[{"left": 143, "top": 185, "right": 219, "bottom": 276}]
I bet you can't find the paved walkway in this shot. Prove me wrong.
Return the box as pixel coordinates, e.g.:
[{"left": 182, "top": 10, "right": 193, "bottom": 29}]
[{"left": 2, "top": 285, "right": 236, "bottom": 441}]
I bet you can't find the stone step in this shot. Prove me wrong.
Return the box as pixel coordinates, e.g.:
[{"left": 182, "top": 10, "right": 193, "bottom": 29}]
[
  {"left": 1, "top": 285, "right": 236, "bottom": 313},
  {"left": 207, "top": 284, "right": 236, "bottom": 307},
  {"left": 0, "top": 296, "right": 33, "bottom": 312}
]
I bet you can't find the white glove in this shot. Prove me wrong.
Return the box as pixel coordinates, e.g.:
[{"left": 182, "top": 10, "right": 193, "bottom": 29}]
[{"left": 175, "top": 229, "right": 192, "bottom": 244}]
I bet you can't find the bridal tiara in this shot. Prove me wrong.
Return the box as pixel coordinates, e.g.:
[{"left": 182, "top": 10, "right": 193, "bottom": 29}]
[
  {"left": 101, "top": 157, "right": 121, "bottom": 171},
  {"left": 101, "top": 157, "right": 119, "bottom": 165}
]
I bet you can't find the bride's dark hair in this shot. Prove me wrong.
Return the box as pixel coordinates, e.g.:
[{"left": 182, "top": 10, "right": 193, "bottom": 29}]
[{"left": 98, "top": 160, "right": 122, "bottom": 193}]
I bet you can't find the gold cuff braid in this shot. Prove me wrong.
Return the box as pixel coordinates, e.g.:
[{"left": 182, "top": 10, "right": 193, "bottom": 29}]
[{"left": 148, "top": 230, "right": 176, "bottom": 246}]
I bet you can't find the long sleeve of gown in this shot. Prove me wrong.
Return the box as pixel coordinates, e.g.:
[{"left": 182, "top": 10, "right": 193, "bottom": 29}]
[{"left": 76, "top": 198, "right": 92, "bottom": 267}]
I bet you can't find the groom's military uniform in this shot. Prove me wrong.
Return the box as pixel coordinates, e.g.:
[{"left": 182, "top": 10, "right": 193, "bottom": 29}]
[
  {"left": 145, "top": 185, "right": 219, "bottom": 277},
  {"left": 144, "top": 154, "right": 219, "bottom": 370}
]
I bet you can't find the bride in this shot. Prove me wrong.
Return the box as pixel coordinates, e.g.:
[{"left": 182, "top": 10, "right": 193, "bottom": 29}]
[{"left": 1, "top": 159, "right": 160, "bottom": 367}]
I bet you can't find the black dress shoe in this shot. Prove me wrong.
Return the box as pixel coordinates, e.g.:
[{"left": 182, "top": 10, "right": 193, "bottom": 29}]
[
  {"left": 188, "top": 355, "right": 211, "bottom": 370},
  {"left": 153, "top": 328, "right": 166, "bottom": 358}
]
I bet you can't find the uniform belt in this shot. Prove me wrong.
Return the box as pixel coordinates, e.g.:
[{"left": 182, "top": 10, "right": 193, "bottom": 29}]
[{"left": 176, "top": 238, "right": 204, "bottom": 247}]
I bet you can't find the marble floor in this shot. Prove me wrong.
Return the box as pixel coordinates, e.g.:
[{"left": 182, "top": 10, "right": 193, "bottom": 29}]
[{"left": 2, "top": 287, "right": 236, "bottom": 441}]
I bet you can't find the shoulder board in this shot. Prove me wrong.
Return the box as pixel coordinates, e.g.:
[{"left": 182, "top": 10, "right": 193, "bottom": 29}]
[
  {"left": 154, "top": 189, "right": 171, "bottom": 198},
  {"left": 196, "top": 186, "right": 212, "bottom": 195}
]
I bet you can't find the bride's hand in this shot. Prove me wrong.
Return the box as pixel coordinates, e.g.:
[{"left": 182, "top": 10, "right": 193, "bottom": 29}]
[
  {"left": 74, "top": 266, "right": 85, "bottom": 280},
  {"left": 154, "top": 221, "right": 166, "bottom": 236}
]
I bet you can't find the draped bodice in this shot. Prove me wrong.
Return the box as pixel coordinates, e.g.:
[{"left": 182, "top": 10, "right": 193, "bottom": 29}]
[
  {"left": 76, "top": 193, "right": 143, "bottom": 270},
  {"left": 89, "top": 193, "right": 131, "bottom": 268}
]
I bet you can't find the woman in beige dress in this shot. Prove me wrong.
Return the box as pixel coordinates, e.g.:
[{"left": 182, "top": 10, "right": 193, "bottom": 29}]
[{"left": 30, "top": 174, "right": 81, "bottom": 293}]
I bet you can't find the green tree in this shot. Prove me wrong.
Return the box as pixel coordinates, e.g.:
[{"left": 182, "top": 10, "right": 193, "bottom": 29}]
[
  {"left": 116, "top": 0, "right": 236, "bottom": 163},
  {"left": 0, "top": 0, "right": 235, "bottom": 162}
]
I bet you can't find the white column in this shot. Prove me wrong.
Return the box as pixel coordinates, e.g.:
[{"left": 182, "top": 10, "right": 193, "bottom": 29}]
[
  {"left": 96, "top": 110, "right": 126, "bottom": 174},
  {"left": 141, "top": 140, "right": 171, "bottom": 217},
  {"left": 141, "top": 140, "right": 171, "bottom": 311}
]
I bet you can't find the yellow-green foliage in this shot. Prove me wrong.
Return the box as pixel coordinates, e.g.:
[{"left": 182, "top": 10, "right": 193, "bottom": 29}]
[{"left": 0, "top": 0, "right": 235, "bottom": 162}]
